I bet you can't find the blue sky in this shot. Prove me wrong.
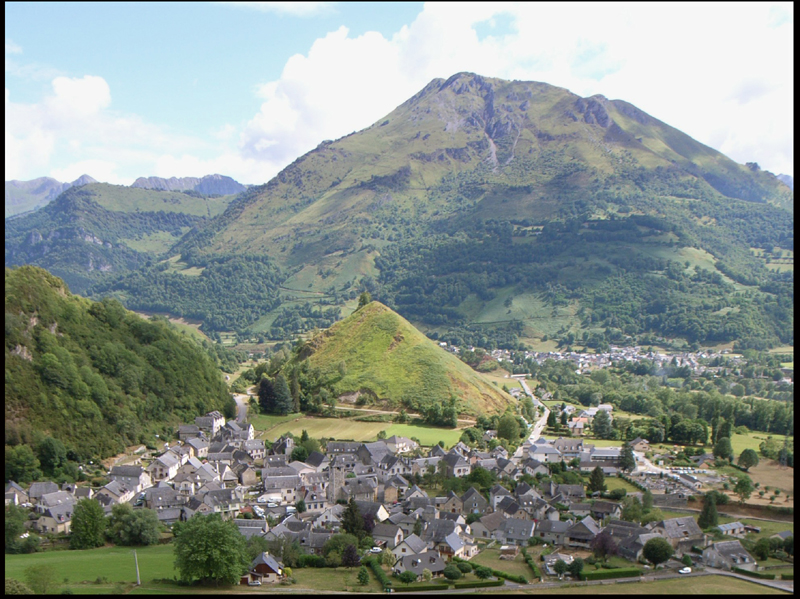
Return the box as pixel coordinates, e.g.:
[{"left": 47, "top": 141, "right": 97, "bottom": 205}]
[{"left": 5, "top": 2, "right": 794, "bottom": 184}]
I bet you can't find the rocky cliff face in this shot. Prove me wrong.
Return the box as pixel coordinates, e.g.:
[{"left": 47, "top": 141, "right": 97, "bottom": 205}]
[
  {"left": 131, "top": 174, "right": 246, "bottom": 195},
  {"left": 5, "top": 175, "right": 97, "bottom": 218}
]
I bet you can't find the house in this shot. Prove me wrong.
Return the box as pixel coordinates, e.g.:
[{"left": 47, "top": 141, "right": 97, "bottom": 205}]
[
  {"left": 241, "top": 552, "right": 283, "bottom": 585},
  {"left": 470, "top": 511, "right": 506, "bottom": 541},
  {"left": 460, "top": 487, "right": 489, "bottom": 514},
  {"left": 147, "top": 452, "right": 181, "bottom": 482},
  {"left": 568, "top": 419, "right": 588, "bottom": 436},
  {"left": 536, "top": 520, "right": 572, "bottom": 545},
  {"left": 703, "top": 540, "right": 757, "bottom": 571},
  {"left": 325, "top": 441, "right": 361, "bottom": 458},
  {"left": 355, "top": 500, "right": 390, "bottom": 523},
  {"left": 771, "top": 530, "right": 793, "bottom": 541},
  {"left": 234, "top": 518, "right": 270, "bottom": 539},
  {"left": 28, "top": 481, "right": 59, "bottom": 504},
  {"left": 305, "top": 451, "right": 330, "bottom": 472},
  {"left": 271, "top": 435, "right": 294, "bottom": 456},
  {"left": 186, "top": 437, "right": 209, "bottom": 459},
  {"left": 372, "top": 522, "right": 404, "bottom": 549},
  {"left": 242, "top": 439, "right": 267, "bottom": 461},
  {"left": 565, "top": 516, "right": 601, "bottom": 548},
  {"left": 590, "top": 501, "right": 622, "bottom": 522},
  {"left": 35, "top": 503, "right": 73, "bottom": 534},
  {"left": 37, "top": 490, "right": 76, "bottom": 511},
  {"left": 437, "top": 531, "right": 466, "bottom": 561},
  {"left": 604, "top": 519, "right": 654, "bottom": 561},
  {"left": 568, "top": 503, "right": 592, "bottom": 518},
  {"left": 5, "top": 481, "right": 29, "bottom": 506},
  {"left": 393, "top": 551, "right": 446, "bottom": 580},
  {"left": 648, "top": 517, "right": 706, "bottom": 555},
  {"left": 496, "top": 518, "right": 536, "bottom": 546},
  {"left": 529, "top": 444, "right": 562, "bottom": 463},
  {"left": 195, "top": 411, "right": 225, "bottom": 437},
  {"left": 95, "top": 481, "right": 134, "bottom": 504},
  {"left": 178, "top": 424, "right": 202, "bottom": 441},
  {"left": 495, "top": 496, "right": 529, "bottom": 520},
  {"left": 441, "top": 453, "right": 471, "bottom": 478},
  {"left": 716, "top": 522, "right": 746, "bottom": 537},
  {"left": 628, "top": 437, "right": 650, "bottom": 452},
  {"left": 392, "top": 533, "right": 428, "bottom": 560},
  {"left": 357, "top": 441, "right": 392, "bottom": 466},
  {"left": 441, "top": 491, "right": 464, "bottom": 514},
  {"left": 385, "top": 435, "right": 418, "bottom": 454},
  {"left": 313, "top": 504, "right": 345, "bottom": 530},
  {"left": 553, "top": 438, "right": 584, "bottom": 460},
  {"left": 489, "top": 484, "right": 513, "bottom": 509},
  {"left": 521, "top": 457, "right": 549, "bottom": 478}
]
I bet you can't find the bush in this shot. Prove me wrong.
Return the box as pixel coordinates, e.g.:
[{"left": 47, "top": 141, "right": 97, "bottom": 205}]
[
  {"left": 732, "top": 567, "right": 776, "bottom": 580},
  {"left": 443, "top": 565, "right": 463, "bottom": 580},
  {"left": 579, "top": 568, "right": 641, "bottom": 581},
  {"left": 491, "top": 570, "right": 527, "bottom": 584},
  {"left": 366, "top": 558, "right": 392, "bottom": 588},
  {"left": 456, "top": 562, "right": 473, "bottom": 573},
  {"left": 394, "top": 584, "right": 448, "bottom": 592},
  {"left": 781, "top": 573, "right": 793, "bottom": 581},
  {"left": 297, "top": 554, "right": 327, "bottom": 568}
]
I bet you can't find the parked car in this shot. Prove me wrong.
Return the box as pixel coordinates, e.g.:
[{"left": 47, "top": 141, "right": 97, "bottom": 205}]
[
  {"left": 679, "top": 567, "right": 692, "bottom": 574},
  {"left": 248, "top": 580, "right": 262, "bottom": 586},
  {"left": 370, "top": 547, "right": 383, "bottom": 553}
]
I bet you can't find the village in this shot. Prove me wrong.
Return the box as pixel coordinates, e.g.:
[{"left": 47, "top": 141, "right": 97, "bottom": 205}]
[{"left": 6, "top": 390, "right": 794, "bottom": 593}]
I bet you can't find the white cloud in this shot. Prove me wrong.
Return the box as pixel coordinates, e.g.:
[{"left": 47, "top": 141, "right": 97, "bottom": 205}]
[
  {"left": 5, "top": 2, "right": 793, "bottom": 184},
  {"left": 236, "top": 2, "right": 793, "bottom": 178},
  {"left": 5, "top": 38, "right": 22, "bottom": 54}
]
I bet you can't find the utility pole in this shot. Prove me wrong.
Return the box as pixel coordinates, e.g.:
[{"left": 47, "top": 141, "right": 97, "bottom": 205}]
[{"left": 133, "top": 549, "right": 141, "bottom": 586}]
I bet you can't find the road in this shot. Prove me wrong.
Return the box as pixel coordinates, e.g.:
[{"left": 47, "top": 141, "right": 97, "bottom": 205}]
[
  {"left": 233, "top": 394, "right": 249, "bottom": 425},
  {"left": 634, "top": 451, "right": 670, "bottom": 475},
  {"left": 519, "top": 378, "right": 549, "bottom": 443}
]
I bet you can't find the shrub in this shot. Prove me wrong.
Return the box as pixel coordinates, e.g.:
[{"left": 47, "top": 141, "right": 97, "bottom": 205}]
[
  {"left": 443, "top": 565, "right": 463, "bottom": 580},
  {"left": 579, "top": 568, "right": 641, "bottom": 581},
  {"left": 394, "top": 584, "right": 448, "bottom": 592},
  {"left": 366, "top": 558, "right": 392, "bottom": 588},
  {"left": 456, "top": 562, "right": 473, "bottom": 574},
  {"left": 732, "top": 567, "right": 776, "bottom": 580}
]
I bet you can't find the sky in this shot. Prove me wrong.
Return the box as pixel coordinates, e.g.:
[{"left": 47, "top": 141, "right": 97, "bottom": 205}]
[{"left": 5, "top": 2, "right": 794, "bottom": 185}]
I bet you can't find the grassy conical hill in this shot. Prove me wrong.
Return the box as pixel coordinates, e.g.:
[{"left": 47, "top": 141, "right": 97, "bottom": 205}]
[{"left": 294, "top": 301, "right": 513, "bottom": 417}]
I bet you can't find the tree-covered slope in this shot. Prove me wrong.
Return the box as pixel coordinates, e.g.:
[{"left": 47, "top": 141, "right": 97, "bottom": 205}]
[
  {"left": 288, "top": 300, "right": 513, "bottom": 417},
  {"left": 5, "top": 183, "right": 237, "bottom": 294},
  {"left": 5, "top": 266, "right": 235, "bottom": 461}
]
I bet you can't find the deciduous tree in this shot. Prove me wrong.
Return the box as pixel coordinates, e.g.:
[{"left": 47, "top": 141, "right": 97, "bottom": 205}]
[
  {"left": 738, "top": 448, "right": 759, "bottom": 471},
  {"left": 69, "top": 498, "right": 106, "bottom": 550},
  {"left": 643, "top": 537, "right": 674, "bottom": 567},
  {"left": 173, "top": 514, "right": 249, "bottom": 586}
]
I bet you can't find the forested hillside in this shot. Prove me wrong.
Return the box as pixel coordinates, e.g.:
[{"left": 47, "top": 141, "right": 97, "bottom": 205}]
[{"left": 5, "top": 266, "right": 235, "bottom": 463}]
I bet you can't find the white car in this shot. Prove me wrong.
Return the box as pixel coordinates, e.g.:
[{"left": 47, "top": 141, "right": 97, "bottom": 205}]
[
  {"left": 370, "top": 547, "right": 383, "bottom": 553},
  {"left": 679, "top": 567, "right": 692, "bottom": 574}
]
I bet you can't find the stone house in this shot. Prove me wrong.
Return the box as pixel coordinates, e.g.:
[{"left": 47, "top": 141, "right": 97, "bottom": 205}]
[{"left": 703, "top": 540, "right": 757, "bottom": 571}]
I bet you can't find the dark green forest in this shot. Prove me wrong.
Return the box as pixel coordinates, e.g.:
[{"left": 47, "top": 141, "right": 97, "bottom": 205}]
[{"left": 5, "top": 266, "right": 235, "bottom": 464}]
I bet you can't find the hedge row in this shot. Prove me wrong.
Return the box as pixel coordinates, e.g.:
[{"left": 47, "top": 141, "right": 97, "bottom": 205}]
[
  {"left": 394, "top": 584, "right": 449, "bottom": 592},
  {"left": 364, "top": 558, "right": 392, "bottom": 587},
  {"left": 453, "top": 580, "right": 505, "bottom": 589},
  {"left": 296, "top": 554, "right": 327, "bottom": 568},
  {"left": 579, "top": 568, "right": 641, "bottom": 581},
  {"left": 618, "top": 474, "right": 647, "bottom": 492},
  {"left": 732, "top": 567, "right": 776, "bottom": 580},
  {"left": 520, "top": 548, "right": 541, "bottom": 578},
  {"left": 491, "top": 569, "right": 528, "bottom": 584},
  {"left": 780, "top": 573, "right": 793, "bottom": 581}
]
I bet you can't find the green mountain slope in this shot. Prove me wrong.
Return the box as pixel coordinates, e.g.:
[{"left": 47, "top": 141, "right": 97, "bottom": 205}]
[
  {"left": 5, "top": 266, "right": 235, "bottom": 460},
  {"left": 5, "top": 183, "right": 237, "bottom": 294},
  {"left": 289, "top": 301, "right": 513, "bottom": 417},
  {"left": 5, "top": 175, "right": 97, "bottom": 218},
  {"left": 7, "top": 73, "right": 793, "bottom": 350}
]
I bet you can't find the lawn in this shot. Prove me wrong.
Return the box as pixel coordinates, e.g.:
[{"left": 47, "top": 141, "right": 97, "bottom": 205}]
[
  {"left": 522, "top": 575, "right": 788, "bottom": 594},
  {"left": 253, "top": 413, "right": 465, "bottom": 447},
  {"left": 605, "top": 477, "right": 642, "bottom": 494},
  {"left": 5, "top": 544, "right": 178, "bottom": 591},
  {"left": 469, "top": 548, "right": 533, "bottom": 581}
]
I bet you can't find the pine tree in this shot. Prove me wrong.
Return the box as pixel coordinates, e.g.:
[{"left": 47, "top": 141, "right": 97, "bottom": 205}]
[
  {"left": 258, "top": 377, "right": 276, "bottom": 414},
  {"left": 697, "top": 493, "right": 719, "bottom": 529},
  {"left": 592, "top": 410, "right": 613, "bottom": 439},
  {"left": 273, "top": 373, "right": 293, "bottom": 415},
  {"left": 588, "top": 466, "right": 606, "bottom": 493},
  {"left": 342, "top": 497, "right": 364, "bottom": 539},
  {"left": 620, "top": 444, "right": 636, "bottom": 472}
]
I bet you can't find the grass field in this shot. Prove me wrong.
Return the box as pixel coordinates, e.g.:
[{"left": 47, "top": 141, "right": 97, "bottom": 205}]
[
  {"left": 256, "top": 414, "right": 465, "bottom": 447},
  {"left": 520, "top": 575, "right": 788, "bottom": 594},
  {"left": 469, "top": 548, "right": 533, "bottom": 581},
  {"left": 605, "top": 477, "right": 643, "bottom": 494},
  {"left": 5, "top": 544, "right": 177, "bottom": 591},
  {"left": 729, "top": 431, "right": 781, "bottom": 455}
]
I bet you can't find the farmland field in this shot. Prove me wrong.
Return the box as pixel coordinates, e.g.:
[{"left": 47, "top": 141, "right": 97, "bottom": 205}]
[
  {"left": 525, "top": 575, "right": 788, "bottom": 594},
  {"left": 256, "top": 415, "right": 464, "bottom": 447}
]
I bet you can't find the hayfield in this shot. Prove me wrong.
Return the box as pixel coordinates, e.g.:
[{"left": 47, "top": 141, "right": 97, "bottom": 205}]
[{"left": 528, "top": 575, "right": 787, "bottom": 594}]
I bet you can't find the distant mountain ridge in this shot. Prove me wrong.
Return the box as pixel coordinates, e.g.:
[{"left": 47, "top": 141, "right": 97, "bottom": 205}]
[
  {"left": 5, "top": 173, "right": 246, "bottom": 219},
  {"left": 131, "top": 174, "right": 247, "bottom": 196},
  {"left": 777, "top": 174, "right": 793, "bottom": 190},
  {"left": 5, "top": 174, "right": 97, "bottom": 218}
]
